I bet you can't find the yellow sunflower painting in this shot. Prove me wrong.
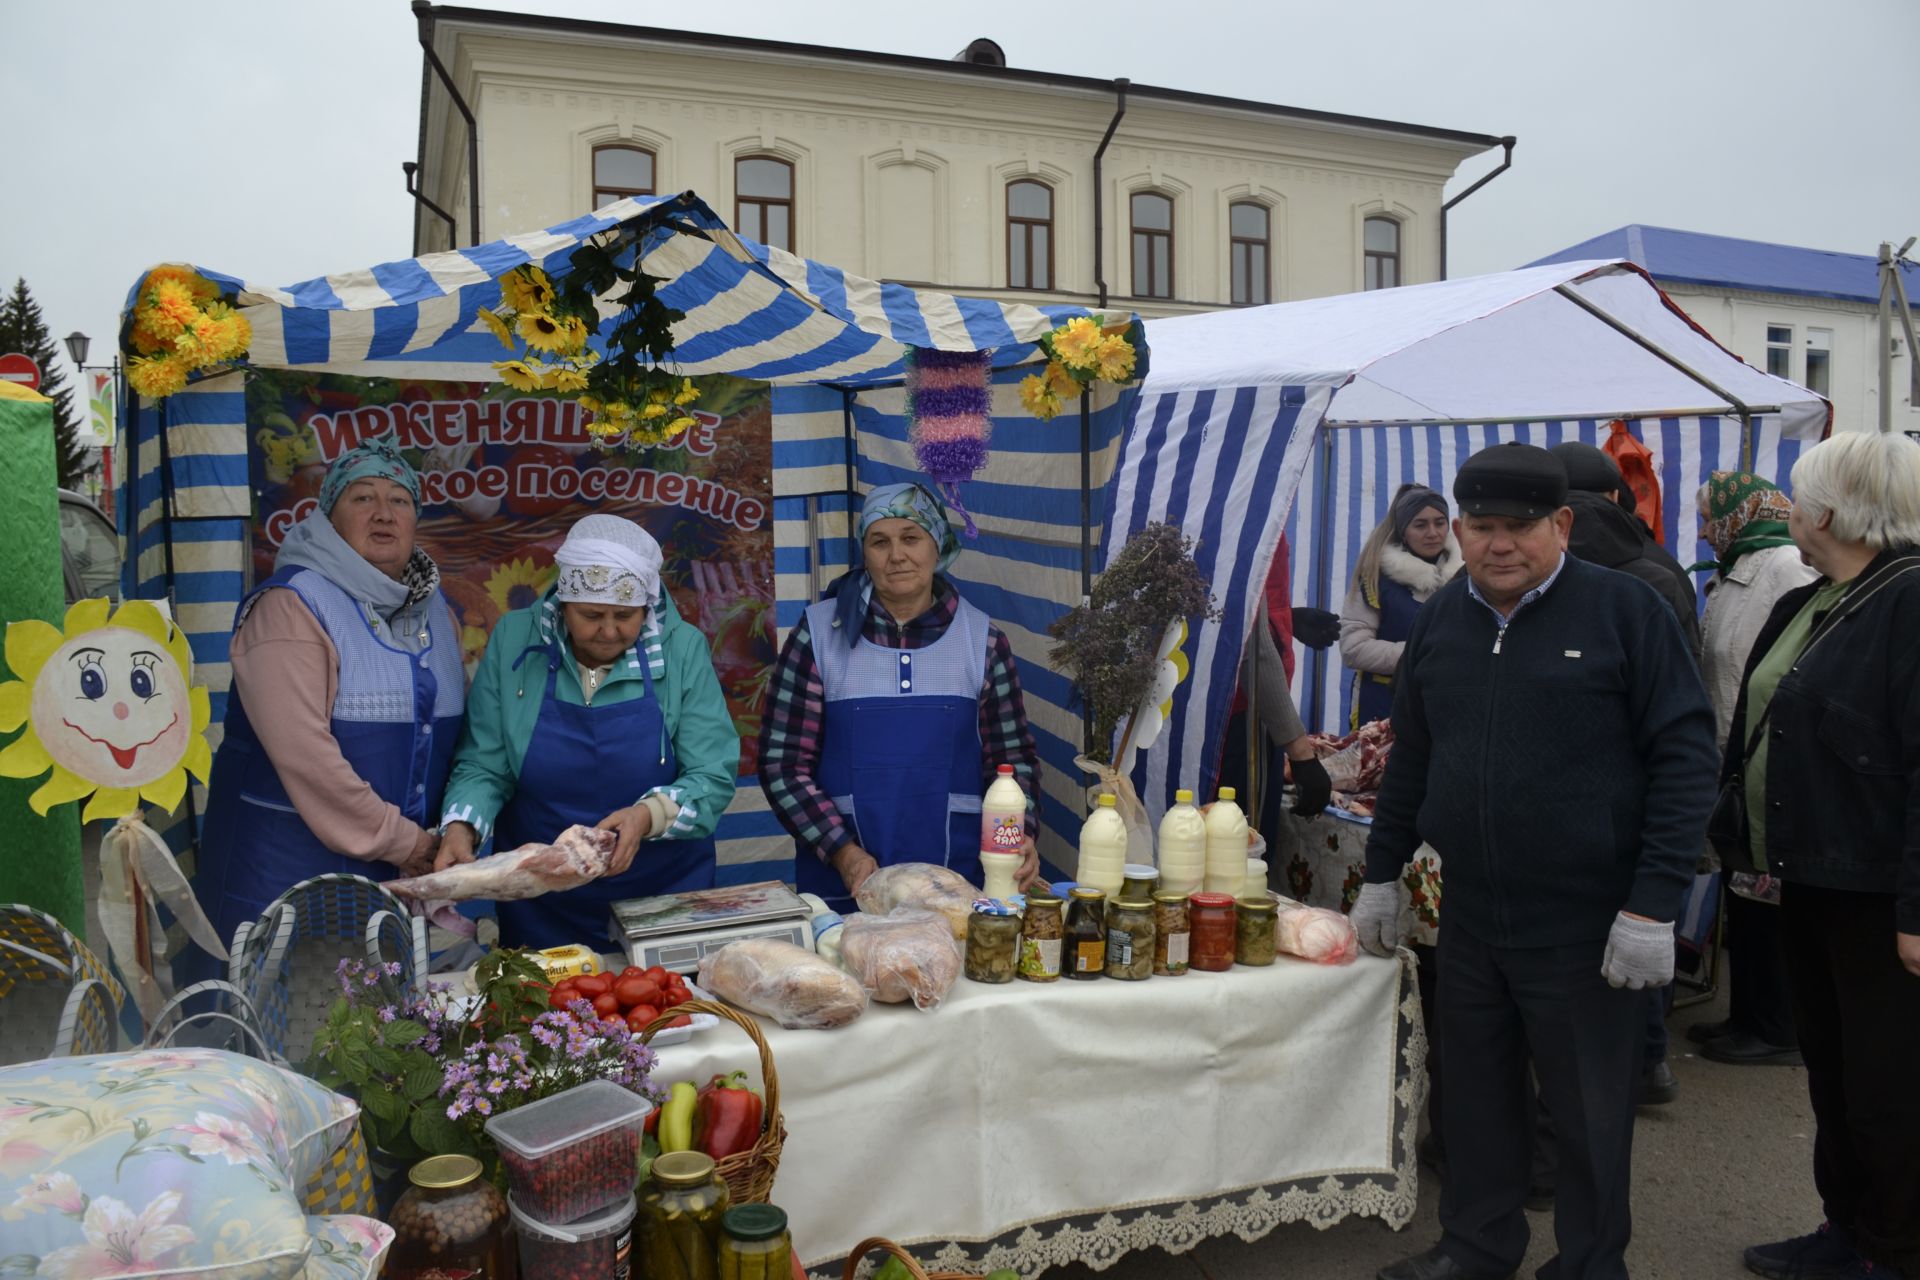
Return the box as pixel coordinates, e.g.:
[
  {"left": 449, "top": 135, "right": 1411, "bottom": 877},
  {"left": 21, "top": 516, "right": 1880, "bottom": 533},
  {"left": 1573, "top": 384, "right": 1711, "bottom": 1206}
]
[
  {"left": 0, "top": 600, "right": 212, "bottom": 821},
  {"left": 485, "top": 558, "right": 556, "bottom": 615}
]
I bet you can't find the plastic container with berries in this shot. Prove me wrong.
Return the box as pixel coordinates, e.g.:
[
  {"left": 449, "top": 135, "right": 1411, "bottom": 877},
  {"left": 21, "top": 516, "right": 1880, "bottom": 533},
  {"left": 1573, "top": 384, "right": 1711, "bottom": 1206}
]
[
  {"left": 484, "top": 1078, "right": 652, "bottom": 1224},
  {"left": 510, "top": 1190, "right": 635, "bottom": 1280}
]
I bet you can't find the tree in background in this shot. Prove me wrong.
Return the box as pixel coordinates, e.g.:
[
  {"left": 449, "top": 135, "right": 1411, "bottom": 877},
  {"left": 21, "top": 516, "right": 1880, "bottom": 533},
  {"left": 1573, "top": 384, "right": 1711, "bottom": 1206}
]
[{"left": 0, "top": 278, "right": 93, "bottom": 490}]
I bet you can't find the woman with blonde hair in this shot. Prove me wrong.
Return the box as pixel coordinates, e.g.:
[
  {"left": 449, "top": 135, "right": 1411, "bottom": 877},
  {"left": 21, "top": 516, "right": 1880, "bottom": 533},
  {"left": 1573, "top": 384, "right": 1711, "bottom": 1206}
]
[
  {"left": 1339, "top": 483, "right": 1462, "bottom": 727},
  {"left": 1716, "top": 431, "right": 1920, "bottom": 1280}
]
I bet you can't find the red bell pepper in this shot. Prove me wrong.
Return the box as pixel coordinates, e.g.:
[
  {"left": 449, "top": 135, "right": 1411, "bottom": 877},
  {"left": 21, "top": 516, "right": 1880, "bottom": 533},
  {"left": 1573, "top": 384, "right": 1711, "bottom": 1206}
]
[{"left": 692, "top": 1070, "right": 762, "bottom": 1161}]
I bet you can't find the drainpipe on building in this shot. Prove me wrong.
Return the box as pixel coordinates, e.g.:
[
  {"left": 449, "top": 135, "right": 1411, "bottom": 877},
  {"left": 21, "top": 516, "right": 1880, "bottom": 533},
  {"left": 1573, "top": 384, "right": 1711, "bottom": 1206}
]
[
  {"left": 1092, "top": 79, "right": 1130, "bottom": 310},
  {"left": 413, "top": 0, "right": 481, "bottom": 247},
  {"left": 1438, "top": 135, "right": 1515, "bottom": 280},
  {"left": 403, "top": 162, "right": 458, "bottom": 251}
]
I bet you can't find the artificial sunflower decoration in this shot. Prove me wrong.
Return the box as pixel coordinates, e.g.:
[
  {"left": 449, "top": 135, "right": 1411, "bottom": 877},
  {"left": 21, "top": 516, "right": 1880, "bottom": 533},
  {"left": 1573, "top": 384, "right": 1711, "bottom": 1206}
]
[
  {"left": 1017, "top": 314, "right": 1142, "bottom": 421},
  {"left": 0, "top": 600, "right": 212, "bottom": 821}
]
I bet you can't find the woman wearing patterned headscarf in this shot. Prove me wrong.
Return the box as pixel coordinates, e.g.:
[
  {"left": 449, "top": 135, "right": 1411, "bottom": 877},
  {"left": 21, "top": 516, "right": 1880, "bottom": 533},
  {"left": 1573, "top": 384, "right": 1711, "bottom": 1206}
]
[
  {"left": 757, "top": 482, "right": 1042, "bottom": 911},
  {"left": 1684, "top": 471, "right": 1816, "bottom": 1067},
  {"left": 433, "top": 513, "right": 737, "bottom": 948},
  {"left": 193, "top": 439, "right": 467, "bottom": 967}
]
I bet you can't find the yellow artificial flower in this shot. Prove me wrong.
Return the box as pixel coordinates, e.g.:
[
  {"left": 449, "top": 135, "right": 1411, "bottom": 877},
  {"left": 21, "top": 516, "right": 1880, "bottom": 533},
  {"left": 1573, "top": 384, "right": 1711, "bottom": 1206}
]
[
  {"left": 554, "top": 314, "right": 590, "bottom": 356},
  {"left": 1018, "top": 372, "right": 1061, "bottom": 420},
  {"left": 498, "top": 265, "right": 554, "bottom": 314},
  {"left": 639, "top": 401, "right": 669, "bottom": 420},
  {"left": 495, "top": 360, "right": 544, "bottom": 392},
  {"left": 667, "top": 415, "right": 696, "bottom": 436},
  {"left": 1051, "top": 316, "right": 1104, "bottom": 371},
  {"left": 1044, "top": 359, "right": 1081, "bottom": 400},
  {"left": 129, "top": 326, "right": 167, "bottom": 356},
  {"left": 128, "top": 354, "right": 190, "bottom": 399},
  {"left": 135, "top": 279, "right": 199, "bottom": 344},
  {"left": 673, "top": 378, "right": 700, "bottom": 406},
  {"left": 1094, "top": 334, "right": 1136, "bottom": 383},
  {"left": 517, "top": 310, "right": 571, "bottom": 353},
  {"left": 544, "top": 366, "right": 589, "bottom": 393},
  {"left": 478, "top": 308, "right": 516, "bottom": 351}
]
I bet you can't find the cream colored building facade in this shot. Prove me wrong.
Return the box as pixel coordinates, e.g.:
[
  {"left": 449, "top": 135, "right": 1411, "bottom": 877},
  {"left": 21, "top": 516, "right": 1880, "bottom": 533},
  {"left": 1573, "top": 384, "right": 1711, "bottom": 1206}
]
[{"left": 412, "top": 7, "right": 1511, "bottom": 315}]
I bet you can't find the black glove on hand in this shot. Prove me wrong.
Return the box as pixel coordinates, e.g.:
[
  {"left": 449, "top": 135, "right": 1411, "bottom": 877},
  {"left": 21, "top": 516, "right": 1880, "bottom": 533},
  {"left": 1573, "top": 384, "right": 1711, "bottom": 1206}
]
[
  {"left": 1290, "top": 608, "right": 1340, "bottom": 650},
  {"left": 1289, "top": 754, "right": 1333, "bottom": 817}
]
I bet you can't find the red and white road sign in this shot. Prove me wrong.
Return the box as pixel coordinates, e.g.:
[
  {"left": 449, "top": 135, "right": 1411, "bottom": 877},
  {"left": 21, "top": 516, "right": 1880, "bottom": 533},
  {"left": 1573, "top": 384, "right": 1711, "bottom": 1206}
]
[{"left": 0, "top": 353, "right": 40, "bottom": 391}]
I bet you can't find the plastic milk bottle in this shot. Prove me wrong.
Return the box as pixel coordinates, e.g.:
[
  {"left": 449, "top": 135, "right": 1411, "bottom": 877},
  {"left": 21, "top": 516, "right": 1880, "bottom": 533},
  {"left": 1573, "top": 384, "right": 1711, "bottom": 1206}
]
[
  {"left": 980, "top": 764, "right": 1028, "bottom": 900},
  {"left": 1204, "top": 787, "right": 1251, "bottom": 895},
  {"left": 1157, "top": 790, "right": 1209, "bottom": 897},
  {"left": 1076, "top": 794, "right": 1129, "bottom": 899}
]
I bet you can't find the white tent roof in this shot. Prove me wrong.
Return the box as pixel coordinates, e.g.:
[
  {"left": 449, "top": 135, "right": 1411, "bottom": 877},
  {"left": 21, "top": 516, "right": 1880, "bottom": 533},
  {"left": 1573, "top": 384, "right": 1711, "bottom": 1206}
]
[{"left": 1140, "top": 260, "right": 1830, "bottom": 437}]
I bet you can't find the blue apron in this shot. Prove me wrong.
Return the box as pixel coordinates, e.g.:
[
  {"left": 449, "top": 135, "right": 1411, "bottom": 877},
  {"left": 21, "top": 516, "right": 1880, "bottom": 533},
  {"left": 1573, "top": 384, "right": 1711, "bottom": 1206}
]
[
  {"left": 792, "top": 597, "right": 988, "bottom": 914},
  {"left": 492, "top": 645, "right": 715, "bottom": 951},
  {"left": 1352, "top": 574, "right": 1423, "bottom": 728}
]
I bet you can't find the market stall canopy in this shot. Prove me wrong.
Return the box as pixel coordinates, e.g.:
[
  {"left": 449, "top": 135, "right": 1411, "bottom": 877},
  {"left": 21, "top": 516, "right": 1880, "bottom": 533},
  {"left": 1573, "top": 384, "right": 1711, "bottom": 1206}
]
[
  {"left": 1137, "top": 259, "right": 1829, "bottom": 437},
  {"left": 124, "top": 191, "right": 1096, "bottom": 388}
]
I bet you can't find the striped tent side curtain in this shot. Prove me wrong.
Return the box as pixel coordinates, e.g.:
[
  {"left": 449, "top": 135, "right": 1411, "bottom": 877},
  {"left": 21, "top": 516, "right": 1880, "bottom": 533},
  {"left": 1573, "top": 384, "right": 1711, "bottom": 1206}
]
[{"left": 124, "top": 192, "right": 1113, "bottom": 389}]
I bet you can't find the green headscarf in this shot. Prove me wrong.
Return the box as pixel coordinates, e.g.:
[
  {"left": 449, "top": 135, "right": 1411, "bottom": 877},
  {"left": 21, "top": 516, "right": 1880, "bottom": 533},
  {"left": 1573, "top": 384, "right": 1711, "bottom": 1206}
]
[{"left": 1688, "top": 471, "right": 1796, "bottom": 575}]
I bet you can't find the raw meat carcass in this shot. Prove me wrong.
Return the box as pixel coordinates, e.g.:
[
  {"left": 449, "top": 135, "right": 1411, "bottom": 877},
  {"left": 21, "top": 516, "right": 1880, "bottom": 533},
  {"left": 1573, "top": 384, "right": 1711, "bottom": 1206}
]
[{"left": 388, "top": 825, "right": 617, "bottom": 936}]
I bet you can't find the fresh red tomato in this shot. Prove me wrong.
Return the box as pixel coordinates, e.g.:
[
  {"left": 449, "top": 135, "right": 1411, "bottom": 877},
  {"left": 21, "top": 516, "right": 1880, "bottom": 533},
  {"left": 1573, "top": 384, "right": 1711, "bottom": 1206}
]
[
  {"left": 613, "top": 977, "right": 661, "bottom": 1010},
  {"left": 626, "top": 1003, "right": 660, "bottom": 1030},
  {"left": 601, "top": 1013, "right": 627, "bottom": 1032},
  {"left": 592, "top": 992, "right": 621, "bottom": 1016},
  {"left": 667, "top": 1015, "right": 691, "bottom": 1029},
  {"left": 548, "top": 982, "right": 579, "bottom": 1011},
  {"left": 642, "top": 966, "right": 670, "bottom": 986},
  {"left": 573, "top": 973, "right": 611, "bottom": 998},
  {"left": 620, "top": 966, "right": 646, "bottom": 980},
  {"left": 662, "top": 987, "right": 691, "bottom": 1009}
]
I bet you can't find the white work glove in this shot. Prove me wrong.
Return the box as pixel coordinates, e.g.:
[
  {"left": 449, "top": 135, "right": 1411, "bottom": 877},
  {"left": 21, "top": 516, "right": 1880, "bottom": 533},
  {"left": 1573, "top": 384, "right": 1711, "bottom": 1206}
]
[
  {"left": 1600, "top": 913, "right": 1675, "bottom": 989},
  {"left": 1350, "top": 882, "right": 1402, "bottom": 958}
]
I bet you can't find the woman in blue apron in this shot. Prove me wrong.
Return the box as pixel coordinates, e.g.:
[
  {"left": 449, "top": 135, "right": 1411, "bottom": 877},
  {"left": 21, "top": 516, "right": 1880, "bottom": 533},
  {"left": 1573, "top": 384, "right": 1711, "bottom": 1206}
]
[
  {"left": 757, "top": 483, "right": 1043, "bottom": 913},
  {"left": 433, "top": 515, "right": 737, "bottom": 950},
  {"left": 192, "top": 440, "right": 465, "bottom": 981},
  {"left": 1338, "top": 483, "right": 1462, "bottom": 728}
]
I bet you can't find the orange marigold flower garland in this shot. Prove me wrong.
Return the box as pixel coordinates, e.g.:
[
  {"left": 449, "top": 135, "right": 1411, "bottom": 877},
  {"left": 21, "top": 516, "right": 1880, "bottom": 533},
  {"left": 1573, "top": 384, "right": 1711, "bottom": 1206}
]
[{"left": 123, "top": 267, "right": 252, "bottom": 398}]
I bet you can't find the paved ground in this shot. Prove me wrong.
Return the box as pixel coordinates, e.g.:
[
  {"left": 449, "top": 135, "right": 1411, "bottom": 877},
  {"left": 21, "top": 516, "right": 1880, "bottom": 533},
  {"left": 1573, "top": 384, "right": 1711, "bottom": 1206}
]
[{"left": 1049, "top": 988, "right": 1819, "bottom": 1280}]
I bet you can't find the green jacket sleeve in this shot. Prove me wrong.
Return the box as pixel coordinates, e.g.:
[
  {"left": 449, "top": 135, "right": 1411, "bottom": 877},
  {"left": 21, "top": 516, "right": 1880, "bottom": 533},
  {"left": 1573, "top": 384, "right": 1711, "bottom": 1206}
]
[
  {"left": 439, "top": 616, "right": 523, "bottom": 845},
  {"left": 643, "top": 622, "right": 740, "bottom": 842}
]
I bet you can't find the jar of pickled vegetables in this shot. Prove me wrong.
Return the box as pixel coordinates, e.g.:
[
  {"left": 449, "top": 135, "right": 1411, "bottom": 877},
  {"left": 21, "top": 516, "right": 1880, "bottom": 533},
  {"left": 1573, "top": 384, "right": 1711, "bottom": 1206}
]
[
  {"left": 1120, "top": 864, "right": 1160, "bottom": 902},
  {"left": 965, "top": 902, "right": 1023, "bottom": 983},
  {"left": 1105, "top": 898, "right": 1155, "bottom": 980},
  {"left": 1018, "top": 891, "right": 1065, "bottom": 982},
  {"left": 637, "top": 1150, "right": 730, "bottom": 1280},
  {"left": 386, "top": 1154, "right": 515, "bottom": 1280},
  {"left": 1189, "top": 892, "right": 1238, "bottom": 971},
  {"left": 1152, "top": 890, "right": 1191, "bottom": 975},
  {"left": 1235, "top": 897, "right": 1278, "bottom": 966},
  {"left": 1064, "top": 887, "right": 1107, "bottom": 980},
  {"left": 718, "top": 1203, "right": 791, "bottom": 1280}
]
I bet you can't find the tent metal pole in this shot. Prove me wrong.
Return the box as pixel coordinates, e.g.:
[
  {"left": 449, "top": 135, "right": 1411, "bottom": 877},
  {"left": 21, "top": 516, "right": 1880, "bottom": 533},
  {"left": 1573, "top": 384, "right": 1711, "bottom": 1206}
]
[
  {"left": 1324, "top": 406, "right": 1785, "bottom": 430},
  {"left": 1551, "top": 285, "right": 1755, "bottom": 422},
  {"left": 1310, "top": 429, "right": 1335, "bottom": 733},
  {"left": 840, "top": 388, "right": 858, "bottom": 566},
  {"left": 1080, "top": 389, "right": 1094, "bottom": 756}
]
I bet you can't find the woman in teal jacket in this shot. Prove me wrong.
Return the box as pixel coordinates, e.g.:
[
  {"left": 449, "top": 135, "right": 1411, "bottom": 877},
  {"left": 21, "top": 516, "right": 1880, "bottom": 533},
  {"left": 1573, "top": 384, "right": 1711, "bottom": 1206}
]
[{"left": 432, "top": 514, "right": 737, "bottom": 948}]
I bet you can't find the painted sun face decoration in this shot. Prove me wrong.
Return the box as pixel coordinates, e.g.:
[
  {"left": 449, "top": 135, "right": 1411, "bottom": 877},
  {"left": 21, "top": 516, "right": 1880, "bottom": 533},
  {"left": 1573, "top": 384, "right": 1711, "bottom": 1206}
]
[{"left": 0, "top": 599, "right": 212, "bottom": 821}]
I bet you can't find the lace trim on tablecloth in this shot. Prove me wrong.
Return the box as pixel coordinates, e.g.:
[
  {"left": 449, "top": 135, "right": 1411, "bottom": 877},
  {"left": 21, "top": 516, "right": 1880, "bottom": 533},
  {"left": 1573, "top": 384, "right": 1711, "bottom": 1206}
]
[{"left": 814, "top": 951, "right": 1429, "bottom": 1278}]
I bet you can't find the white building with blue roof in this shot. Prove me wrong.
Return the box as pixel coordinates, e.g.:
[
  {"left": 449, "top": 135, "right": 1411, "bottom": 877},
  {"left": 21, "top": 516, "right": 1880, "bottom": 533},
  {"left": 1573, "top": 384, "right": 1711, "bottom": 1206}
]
[{"left": 1530, "top": 225, "right": 1918, "bottom": 436}]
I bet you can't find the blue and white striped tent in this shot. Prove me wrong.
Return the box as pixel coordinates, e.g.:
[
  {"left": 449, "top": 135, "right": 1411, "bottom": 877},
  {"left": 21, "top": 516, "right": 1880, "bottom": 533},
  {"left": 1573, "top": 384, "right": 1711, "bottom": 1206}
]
[
  {"left": 1104, "top": 259, "right": 1830, "bottom": 818},
  {"left": 122, "top": 192, "right": 1138, "bottom": 879}
]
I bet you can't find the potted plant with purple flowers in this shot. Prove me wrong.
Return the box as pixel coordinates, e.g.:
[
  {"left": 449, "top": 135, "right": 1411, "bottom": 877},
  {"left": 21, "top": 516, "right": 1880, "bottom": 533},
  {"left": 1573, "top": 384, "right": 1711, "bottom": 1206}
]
[{"left": 306, "top": 950, "right": 659, "bottom": 1206}]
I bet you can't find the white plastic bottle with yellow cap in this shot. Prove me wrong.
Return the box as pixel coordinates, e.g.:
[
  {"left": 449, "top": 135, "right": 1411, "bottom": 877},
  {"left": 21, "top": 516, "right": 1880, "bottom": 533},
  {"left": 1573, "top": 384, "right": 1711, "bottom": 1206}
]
[
  {"left": 1157, "top": 789, "right": 1208, "bottom": 897},
  {"left": 1204, "top": 787, "right": 1250, "bottom": 894},
  {"left": 1076, "top": 794, "right": 1128, "bottom": 899}
]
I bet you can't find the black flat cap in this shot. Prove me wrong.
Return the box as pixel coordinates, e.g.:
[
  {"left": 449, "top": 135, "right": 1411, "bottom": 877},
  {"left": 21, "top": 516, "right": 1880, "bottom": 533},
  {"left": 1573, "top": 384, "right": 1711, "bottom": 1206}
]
[
  {"left": 1453, "top": 442, "right": 1568, "bottom": 520},
  {"left": 1550, "top": 441, "right": 1625, "bottom": 495}
]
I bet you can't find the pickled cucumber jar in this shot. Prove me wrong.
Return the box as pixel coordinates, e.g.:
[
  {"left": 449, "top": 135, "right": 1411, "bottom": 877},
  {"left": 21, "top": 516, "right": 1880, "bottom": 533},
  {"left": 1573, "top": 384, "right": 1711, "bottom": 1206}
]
[
  {"left": 965, "top": 902, "right": 1023, "bottom": 983},
  {"left": 1064, "top": 887, "right": 1107, "bottom": 980},
  {"left": 385, "top": 1153, "right": 515, "bottom": 1280},
  {"left": 719, "top": 1203, "right": 792, "bottom": 1280},
  {"left": 1235, "top": 897, "right": 1279, "bottom": 966},
  {"left": 638, "top": 1150, "right": 730, "bottom": 1280},
  {"left": 1104, "top": 897, "right": 1156, "bottom": 980},
  {"left": 1152, "top": 890, "right": 1191, "bottom": 975},
  {"left": 1018, "top": 891, "right": 1065, "bottom": 982}
]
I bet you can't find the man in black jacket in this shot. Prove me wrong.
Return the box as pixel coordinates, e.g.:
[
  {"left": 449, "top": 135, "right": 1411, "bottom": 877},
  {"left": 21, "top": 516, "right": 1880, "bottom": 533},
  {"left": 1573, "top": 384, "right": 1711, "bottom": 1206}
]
[
  {"left": 1354, "top": 443, "right": 1719, "bottom": 1280},
  {"left": 1551, "top": 441, "right": 1702, "bottom": 661}
]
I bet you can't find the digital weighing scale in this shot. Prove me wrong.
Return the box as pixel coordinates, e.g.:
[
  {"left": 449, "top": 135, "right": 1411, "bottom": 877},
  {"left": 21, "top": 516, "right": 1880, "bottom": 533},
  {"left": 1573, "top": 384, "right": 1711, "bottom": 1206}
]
[{"left": 610, "top": 880, "right": 815, "bottom": 974}]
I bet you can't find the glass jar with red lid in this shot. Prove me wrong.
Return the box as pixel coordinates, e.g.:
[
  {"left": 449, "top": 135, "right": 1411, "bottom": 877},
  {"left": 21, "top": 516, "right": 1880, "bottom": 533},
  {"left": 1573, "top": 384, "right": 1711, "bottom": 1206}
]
[{"left": 1188, "top": 893, "right": 1238, "bottom": 971}]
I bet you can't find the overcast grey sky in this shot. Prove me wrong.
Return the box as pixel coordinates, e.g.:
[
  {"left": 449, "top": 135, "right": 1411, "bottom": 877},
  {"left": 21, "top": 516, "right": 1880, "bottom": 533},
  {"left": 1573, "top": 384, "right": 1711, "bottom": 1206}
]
[{"left": 4, "top": 0, "right": 1915, "bottom": 393}]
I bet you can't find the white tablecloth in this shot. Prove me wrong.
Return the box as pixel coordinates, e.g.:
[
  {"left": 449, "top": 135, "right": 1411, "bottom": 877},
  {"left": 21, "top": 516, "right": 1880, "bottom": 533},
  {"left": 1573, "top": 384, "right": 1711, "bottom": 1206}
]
[{"left": 651, "top": 950, "right": 1426, "bottom": 1276}]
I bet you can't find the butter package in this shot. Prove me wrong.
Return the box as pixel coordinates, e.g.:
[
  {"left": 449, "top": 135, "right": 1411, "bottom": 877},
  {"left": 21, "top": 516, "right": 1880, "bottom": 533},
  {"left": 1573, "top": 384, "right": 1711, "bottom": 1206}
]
[{"left": 532, "top": 943, "right": 603, "bottom": 981}]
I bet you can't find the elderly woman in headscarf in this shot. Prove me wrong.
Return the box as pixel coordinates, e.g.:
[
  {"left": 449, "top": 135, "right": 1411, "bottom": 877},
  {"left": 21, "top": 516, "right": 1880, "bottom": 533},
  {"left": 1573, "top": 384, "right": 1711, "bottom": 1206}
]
[
  {"left": 758, "top": 482, "right": 1042, "bottom": 911},
  {"left": 193, "top": 439, "right": 467, "bottom": 963},
  {"left": 432, "top": 513, "right": 737, "bottom": 949},
  {"left": 1338, "top": 482, "right": 1462, "bottom": 728}
]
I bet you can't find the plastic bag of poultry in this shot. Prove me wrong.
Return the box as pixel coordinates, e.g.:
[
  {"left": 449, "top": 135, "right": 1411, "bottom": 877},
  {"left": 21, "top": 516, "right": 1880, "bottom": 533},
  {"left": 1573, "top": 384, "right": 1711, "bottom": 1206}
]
[
  {"left": 853, "top": 863, "right": 976, "bottom": 939},
  {"left": 1273, "top": 895, "right": 1359, "bottom": 965},
  {"left": 388, "top": 825, "right": 616, "bottom": 936},
  {"left": 837, "top": 909, "right": 963, "bottom": 1010}
]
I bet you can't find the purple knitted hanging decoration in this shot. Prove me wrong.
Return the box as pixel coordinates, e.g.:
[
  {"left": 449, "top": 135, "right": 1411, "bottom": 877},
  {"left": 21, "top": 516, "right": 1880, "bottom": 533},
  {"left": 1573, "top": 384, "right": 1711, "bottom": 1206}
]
[{"left": 904, "top": 346, "right": 993, "bottom": 537}]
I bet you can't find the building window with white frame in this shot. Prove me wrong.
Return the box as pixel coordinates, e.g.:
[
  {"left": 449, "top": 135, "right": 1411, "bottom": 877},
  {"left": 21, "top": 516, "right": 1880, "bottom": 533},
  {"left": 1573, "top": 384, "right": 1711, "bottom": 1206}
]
[
  {"left": 1363, "top": 216, "right": 1400, "bottom": 291},
  {"left": 1766, "top": 324, "right": 1794, "bottom": 380},
  {"left": 1007, "top": 180, "right": 1054, "bottom": 290},
  {"left": 1131, "top": 192, "right": 1174, "bottom": 299},
  {"left": 736, "top": 156, "right": 794, "bottom": 252},
  {"left": 1805, "top": 327, "right": 1832, "bottom": 397},
  {"left": 1230, "top": 201, "right": 1271, "bottom": 306},
  {"left": 592, "top": 145, "right": 654, "bottom": 210}
]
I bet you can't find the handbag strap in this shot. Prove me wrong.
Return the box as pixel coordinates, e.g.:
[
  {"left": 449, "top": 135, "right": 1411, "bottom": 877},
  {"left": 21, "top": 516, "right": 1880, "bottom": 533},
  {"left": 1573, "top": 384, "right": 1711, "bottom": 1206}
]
[{"left": 1733, "top": 555, "right": 1920, "bottom": 766}]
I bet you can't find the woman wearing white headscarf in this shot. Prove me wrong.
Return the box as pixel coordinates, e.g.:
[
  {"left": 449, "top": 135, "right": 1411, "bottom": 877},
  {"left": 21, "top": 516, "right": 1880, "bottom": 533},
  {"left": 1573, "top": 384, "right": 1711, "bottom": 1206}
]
[{"left": 432, "top": 514, "right": 737, "bottom": 948}]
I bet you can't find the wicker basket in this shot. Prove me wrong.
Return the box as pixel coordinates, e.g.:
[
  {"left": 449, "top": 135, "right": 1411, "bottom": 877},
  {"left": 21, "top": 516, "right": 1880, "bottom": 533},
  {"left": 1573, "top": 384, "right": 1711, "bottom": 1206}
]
[
  {"left": 0, "top": 903, "right": 126, "bottom": 1063},
  {"left": 639, "top": 998, "right": 787, "bottom": 1204},
  {"left": 841, "top": 1237, "right": 977, "bottom": 1280}
]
